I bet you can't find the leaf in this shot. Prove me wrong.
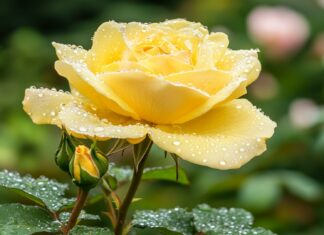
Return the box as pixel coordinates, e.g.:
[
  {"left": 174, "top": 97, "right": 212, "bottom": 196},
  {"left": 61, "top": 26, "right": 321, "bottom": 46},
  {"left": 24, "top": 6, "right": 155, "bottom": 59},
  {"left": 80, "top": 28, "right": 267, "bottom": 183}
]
[
  {"left": 238, "top": 174, "right": 281, "bottom": 212},
  {"left": 132, "top": 207, "right": 194, "bottom": 235},
  {"left": 0, "top": 203, "right": 60, "bottom": 235},
  {"left": 59, "top": 211, "right": 101, "bottom": 223},
  {"left": 142, "top": 166, "right": 190, "bottom": 185},
  {"left": 0, "top": 170, "right": 74, "bottom": 212},
  {"left": 108, "top": 163, "right": 133, "bottom": 183},
  {"left": 281, "top": 171, "right": 322, "bottom": 201},
  {"left": 192, "top": 204, "right": 276, "bottom": 235},
  {"left": 70, "top": 225, "right": 114, "bottom": 235},
  {"left": 133, "top": 136, "right": 153, "bottom": 171}
]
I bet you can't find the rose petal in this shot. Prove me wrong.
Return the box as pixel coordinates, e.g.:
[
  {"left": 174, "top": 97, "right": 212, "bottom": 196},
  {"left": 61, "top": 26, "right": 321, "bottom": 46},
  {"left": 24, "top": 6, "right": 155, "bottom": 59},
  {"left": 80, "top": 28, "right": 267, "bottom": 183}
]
[
  {"left": 58, "top": 103, "right": 148, "bottom": 141},
  {"left": 54, "top": 60, "right": 139, "bottom": 119},
  {"left": 217, "top": 49, "right": 261, "bottom": 101},
  {"left": 149, "top": 99, "right": 276, "bottom": 169},
  {"left": 23, "top": 87, "right": 75, "bottom": 125},
  {"left": 52, "top": 42, "right": 88, "bottom": 63},
  {"left": 87, "top": 21, "right": 128, "bottom": 72},
  {"left": 164, "top": 69, "right": 233, "bottom": 95},
  {"left": 173, "top": 76, "right": 246, "bottom": 123},
  {"left": 22, "top": 87, "right": 148, "bottom": 141},
  {"left": 195, "top": 32, "right": 229, "bottom": 69},
  {"left": 139, "top": 54, "right": 192, "bottom": 75},
  {"left": 99, "top": 71, "right": 209, "bottom": 124}
]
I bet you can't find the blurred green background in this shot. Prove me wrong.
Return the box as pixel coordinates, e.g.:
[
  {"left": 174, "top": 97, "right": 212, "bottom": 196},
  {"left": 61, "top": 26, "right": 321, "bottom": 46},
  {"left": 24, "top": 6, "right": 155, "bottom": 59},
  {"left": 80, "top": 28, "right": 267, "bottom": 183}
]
[{"left": 0, "top": 0, "right": 324, "bottom": 234}]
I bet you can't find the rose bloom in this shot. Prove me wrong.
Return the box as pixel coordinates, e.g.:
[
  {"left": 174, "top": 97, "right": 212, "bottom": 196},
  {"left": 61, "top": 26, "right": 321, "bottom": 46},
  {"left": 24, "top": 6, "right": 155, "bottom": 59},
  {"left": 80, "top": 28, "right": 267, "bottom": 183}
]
[{"left": 23, "top": 19, "right": 276, "bottom": 169}]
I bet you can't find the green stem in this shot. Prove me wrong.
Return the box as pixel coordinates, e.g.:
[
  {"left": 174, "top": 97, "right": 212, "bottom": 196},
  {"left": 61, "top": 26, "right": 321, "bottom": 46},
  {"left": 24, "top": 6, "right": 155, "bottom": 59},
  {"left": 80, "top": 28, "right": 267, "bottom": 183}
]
[
  {"left": 114, "top": 151, "right": 149, "bottom": 235},
  {"left": 62, "top": 188, "right": 89, "bottom": 235}
]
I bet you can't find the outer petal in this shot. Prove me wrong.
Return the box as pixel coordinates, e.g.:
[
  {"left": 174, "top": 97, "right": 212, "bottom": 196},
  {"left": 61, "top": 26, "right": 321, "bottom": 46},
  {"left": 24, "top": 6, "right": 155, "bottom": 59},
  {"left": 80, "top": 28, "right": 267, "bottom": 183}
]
[
  {"left": 22, "top": 88, "right": 148, "bottom": 141},
  {"left": 99, "top": 71, "right": 210, "bottom": 124},
  {"left": 217, "top": 49, "right": 261, "bottom": 101},
  {"left": 23, "top": 87, "right": 75, "bottom": 125},
  {"left": 173, "top": 76, "right": 246, "bottom": 123},
  {"left": 54, "top": 60, "right": 139, "bottom": 119},
  {"left": 86, "top": 21, "right": 128, "bottom": 72},
  {"left": 58, "top": 103, "right": 148, "bottom": 141},
  {"left": 149, "top": 99, "right": 276, "bottom": 169},
  {"left": 52, "top": 42, "right": 88, "bottom": 63}
]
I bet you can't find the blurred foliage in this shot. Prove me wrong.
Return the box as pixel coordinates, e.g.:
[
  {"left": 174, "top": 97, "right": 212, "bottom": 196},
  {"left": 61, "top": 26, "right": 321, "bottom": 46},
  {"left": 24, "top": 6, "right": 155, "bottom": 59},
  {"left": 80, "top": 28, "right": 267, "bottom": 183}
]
[{"left": 0, "top": 0, "right": 324, "bottom": 234}]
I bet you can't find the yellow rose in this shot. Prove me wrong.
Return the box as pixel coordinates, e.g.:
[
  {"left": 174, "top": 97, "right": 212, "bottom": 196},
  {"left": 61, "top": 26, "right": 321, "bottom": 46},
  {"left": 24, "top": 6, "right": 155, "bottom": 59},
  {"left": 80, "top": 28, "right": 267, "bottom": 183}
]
[{"left": 23, "top": 19, "right": 276, "bottom": 169}]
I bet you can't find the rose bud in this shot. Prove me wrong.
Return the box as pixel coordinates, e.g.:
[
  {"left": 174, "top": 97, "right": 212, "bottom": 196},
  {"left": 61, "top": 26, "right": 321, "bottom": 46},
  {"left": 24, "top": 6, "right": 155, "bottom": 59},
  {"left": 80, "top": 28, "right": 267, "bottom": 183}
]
[
  {"left": 55, "top": 132, "right": 75, "bottom": 173},
  {"left": 69, "top": 145, "right": 108, "bottom": 189}
]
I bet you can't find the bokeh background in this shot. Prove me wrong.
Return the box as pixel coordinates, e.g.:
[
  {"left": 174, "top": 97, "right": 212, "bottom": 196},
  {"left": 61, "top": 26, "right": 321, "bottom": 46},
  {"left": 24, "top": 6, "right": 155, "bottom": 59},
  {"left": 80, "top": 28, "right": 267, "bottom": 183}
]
[{"left": 0, "top": 0, "right": 324, "bottom": 234}]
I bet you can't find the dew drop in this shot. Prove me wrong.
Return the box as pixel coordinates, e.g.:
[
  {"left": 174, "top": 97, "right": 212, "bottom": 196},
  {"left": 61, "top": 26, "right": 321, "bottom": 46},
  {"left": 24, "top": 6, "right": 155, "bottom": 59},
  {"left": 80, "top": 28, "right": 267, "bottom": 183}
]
[
  {"left": 79, "top": 126, "right": 87, "bottom": 132},
  {"left": 94, "top": 127, "right": 104, "bottom": 132},
  {"left": 219, "top": 160, "right": 226, "bottom": 166},
  {"left": 236, "top": 105, "right": 242, "bottom": 109},
  {"left": 172, "top": 140, "right": 181, "bottom": 146},
  {"left": 50, "top": 111, "right": 56, "bottom": 117}
]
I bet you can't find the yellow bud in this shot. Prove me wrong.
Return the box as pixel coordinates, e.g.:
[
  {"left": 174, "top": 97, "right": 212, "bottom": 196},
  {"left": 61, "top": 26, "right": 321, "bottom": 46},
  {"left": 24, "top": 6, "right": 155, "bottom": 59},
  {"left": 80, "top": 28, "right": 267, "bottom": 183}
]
[{"left": 69, "top": 145, "right": 107, "bottom": 189}]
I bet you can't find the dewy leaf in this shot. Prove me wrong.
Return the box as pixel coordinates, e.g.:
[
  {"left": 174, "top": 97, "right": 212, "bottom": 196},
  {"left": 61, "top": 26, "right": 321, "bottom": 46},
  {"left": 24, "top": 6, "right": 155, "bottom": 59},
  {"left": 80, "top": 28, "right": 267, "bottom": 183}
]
[
  {"left": 59, "top": 211, "right": 101, "bottom": 223},
  {"left": 192, "top": 204, "right": 276, "bottom": 235},
  {"left": 0, "top": 203, "right": 60, "bottom": 235},
  {"left": 0, "top": 170, "right": 74, "bottom": 212},
  {"left": 132, "top": 208, "right": 194, "bottom": 235},
  {"left": 142, "top": 166, "right": 190, "bottom": 185},
  {"left": 108, "top": 163, "right": 133, "bottom": 183},
  {"left": 133, "top": 136, "right": 153, "bottom": 171},
  {"left": 70, "top": 225, "right": 114, "bottom": 235}
]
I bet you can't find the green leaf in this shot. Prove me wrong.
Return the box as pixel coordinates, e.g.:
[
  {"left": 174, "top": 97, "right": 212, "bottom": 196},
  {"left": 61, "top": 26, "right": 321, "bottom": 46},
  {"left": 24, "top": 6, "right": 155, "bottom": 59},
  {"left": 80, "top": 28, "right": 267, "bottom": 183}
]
[
  {"left": 133, "top": 136, "right": 153, "bottom": 171},
  {"left": 70, "top": 225, "right": 114, "bottom": 235},
  {"left": 193, "top": 204, "right": 276, "bottom": 235},
  {"left": 0, "top": 170, "right": 74, "bottom": 212},
  {"left": 59, "top": 211, "right": 101, "bottom": 223},
  {"left": 142, "top": 166, "right": 190, "bottom": 185},
  {"left": 108, "top": 163, "right": 133, "bottom": 183},
  {"left": 132, "top": 208, "right": 194, "bottom": 235},
  {"left": 0, "top": 203, "right": 60, "bottom": 235},
  {"left": 281, "top": 171, "right": 322, "bottom": 201},
  {"left": 238, "top": 174, "right": 281, "bottom": 212}
]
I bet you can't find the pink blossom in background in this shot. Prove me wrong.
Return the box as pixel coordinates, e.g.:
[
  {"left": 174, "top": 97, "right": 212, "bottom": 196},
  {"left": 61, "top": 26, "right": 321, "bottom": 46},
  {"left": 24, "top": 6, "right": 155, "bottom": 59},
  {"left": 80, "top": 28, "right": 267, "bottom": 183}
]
[
  {"left": 247, "top": 6, "right": 310, "bottom": 59},
  {"left": 289, "top": 99, "right": 320, "bottom": 129}
]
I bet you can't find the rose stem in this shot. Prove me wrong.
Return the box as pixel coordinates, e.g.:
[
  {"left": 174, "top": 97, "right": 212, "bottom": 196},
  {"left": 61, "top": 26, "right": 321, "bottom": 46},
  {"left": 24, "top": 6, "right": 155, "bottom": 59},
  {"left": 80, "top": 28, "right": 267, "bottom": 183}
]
[
  {"left": 114, "top": 152, "right": 149, "bottom": 235},
  {"left": 62, "top": 188, "right": 89, "bottom": 235}
]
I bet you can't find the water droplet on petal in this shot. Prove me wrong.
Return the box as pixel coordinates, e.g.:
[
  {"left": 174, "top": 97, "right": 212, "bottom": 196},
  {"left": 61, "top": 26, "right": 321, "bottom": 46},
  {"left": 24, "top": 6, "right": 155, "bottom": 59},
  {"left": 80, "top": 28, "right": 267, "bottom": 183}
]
[{"left": 172, "top": 140, "right": 181, "bottom": 146}]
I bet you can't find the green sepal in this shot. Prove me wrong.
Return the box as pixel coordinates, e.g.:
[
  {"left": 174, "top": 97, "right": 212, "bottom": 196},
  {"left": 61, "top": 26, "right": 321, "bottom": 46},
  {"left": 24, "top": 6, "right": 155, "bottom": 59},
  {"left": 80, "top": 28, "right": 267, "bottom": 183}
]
[
  {"left": 55, "top": 132, "right": 75, "bottom": 173},
  {"left": 90, "top": 143, "right": 109, "bottom": 177}
]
